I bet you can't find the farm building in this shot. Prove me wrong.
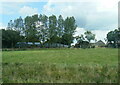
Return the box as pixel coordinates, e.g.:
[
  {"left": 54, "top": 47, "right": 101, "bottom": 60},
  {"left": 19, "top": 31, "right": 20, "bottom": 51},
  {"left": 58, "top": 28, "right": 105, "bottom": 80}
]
[
  {"left": 43, "top": 43, "right": 69, "bottom": 48},
  {"left": 16, "top": 42, "right": 41, "bottom": 48},
  {"left": 16, "top": 42, "right": 68, "bottom": 48},
  {"left": 74, "top": 40, "right": 106, "bottom": 48},
  {"left": 95, "top": 40, "right": 106, "bottom": 47},
  {"left": 74, "top": 41, "right": 90, "bottom": 48}
]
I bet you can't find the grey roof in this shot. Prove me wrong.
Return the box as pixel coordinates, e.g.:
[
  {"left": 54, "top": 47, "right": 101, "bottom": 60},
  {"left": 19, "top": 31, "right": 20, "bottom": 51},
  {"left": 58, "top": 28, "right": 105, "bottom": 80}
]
[{"left": 95, "top": 40, "right": 105, "bottom": 46}]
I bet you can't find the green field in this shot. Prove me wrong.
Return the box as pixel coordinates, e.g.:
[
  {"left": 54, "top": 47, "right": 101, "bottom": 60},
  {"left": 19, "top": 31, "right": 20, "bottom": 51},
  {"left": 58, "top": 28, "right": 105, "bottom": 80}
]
[{"left": 2, "top": 48, "right": 118, "bottom": 83}]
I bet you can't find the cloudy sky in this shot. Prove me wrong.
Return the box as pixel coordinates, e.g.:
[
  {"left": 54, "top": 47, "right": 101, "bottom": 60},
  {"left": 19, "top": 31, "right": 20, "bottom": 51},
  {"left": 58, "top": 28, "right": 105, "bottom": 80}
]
[{"left": 0, "top": 0, "right": 119, "bottom": 43}]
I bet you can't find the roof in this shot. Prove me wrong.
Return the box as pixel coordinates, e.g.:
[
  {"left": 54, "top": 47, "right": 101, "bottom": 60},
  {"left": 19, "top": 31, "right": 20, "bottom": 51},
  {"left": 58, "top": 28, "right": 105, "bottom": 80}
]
[
  {"left": 17, "top": 42, "right": 41, "bottom": 45},
  {"left": 95, "top": 40, "right": 105, "bottom": 46}
]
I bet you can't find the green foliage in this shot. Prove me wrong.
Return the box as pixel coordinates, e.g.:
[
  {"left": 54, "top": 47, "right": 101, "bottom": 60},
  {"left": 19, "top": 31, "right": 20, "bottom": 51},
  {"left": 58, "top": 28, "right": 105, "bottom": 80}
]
[
  {"left": 64, "top": 17, "right": 77, "bottom": 34},
  {"left": 37, "top": 14, "right": 48, "bottom": 45},
  {"left": 25, "top": 26, "right": 38, "bottom": 43},
  {"left": 1, "top": 29, "right": 21, "bottom": 48},
  {"left": 7, "top": 14, "right": 77, "bottom": 47},
  {"left": 107, "top": 31, "right": 116, "bottom": 43},
  {"left": 24, "top": 15, "right": 39, "bottom": 43},
  {"left": 48, "top": 15, "right": 57, "bottom": 40},
  {"left": 32, "top": 14, "right": 39, "bottom": 22},
  {"left": 107, "top": 28, "right": 120, "bottom": 48},
  {"left": 39, "top": 14, "right": 48, "bottom": 27},
  {"left": 57, "top": 15, "right": 64, "bottom": 38},
  {"left": 13, "top": 16, "right": 24, "bottom": 33},
  {"left": 84, "top": 31, "right": 95, "bottom": 43},
  {"left": 62, "top": 17, "right": 77, "bottom": 46},
  {"left": 61, "top": 34, "right": 74, "bottom": 46},
  {"left": 75, "top": 34, "right": 85, "bottom": 43},
  {"left": 75, "top": 33, "right": 95, "bottom": 48}
]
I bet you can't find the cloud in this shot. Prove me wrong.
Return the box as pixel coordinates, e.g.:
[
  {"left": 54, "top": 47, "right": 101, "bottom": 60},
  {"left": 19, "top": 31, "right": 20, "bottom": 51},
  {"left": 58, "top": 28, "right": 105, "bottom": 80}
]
[
  {"left": 0, "top": 2, "right": 28, "bottom": 15},
  {"left": 0, "top": 0, "right": 45, "bottom": 2},
  {"left": 74, "top": 27, "right": 86, "bottom": 37},
  {"left": 0, "top": 22, "right": 7, "bottom": 29},
  {"left": 74, "top": 27, "right": 116, "bottom": 43},
  {"left": 0, "top": 26, "right": 6, "bottom": 29},
  {"left": 1, "top": 0, "right": 118, "bottom": 30},
  {"left": 42, "top": 0, "right": 118, "bottom": 30},
  {"left": 91, "top": 30, "right": 111, "bottom": 42},
  {"left": 19, "top": 6, "right": 38, "bottom": 16},
  {"left": 42, "top": 0, "right": 118, "bottom": 43}
]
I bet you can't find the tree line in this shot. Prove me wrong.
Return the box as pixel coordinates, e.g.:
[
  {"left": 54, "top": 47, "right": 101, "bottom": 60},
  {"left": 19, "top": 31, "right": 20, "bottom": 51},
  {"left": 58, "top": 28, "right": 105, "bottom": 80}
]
[
  {"left": 1, "top": 14, "right": 120, "bottom": 48},
  {"left": 2, "top": 14, "right": 77, "bottom": 48}
]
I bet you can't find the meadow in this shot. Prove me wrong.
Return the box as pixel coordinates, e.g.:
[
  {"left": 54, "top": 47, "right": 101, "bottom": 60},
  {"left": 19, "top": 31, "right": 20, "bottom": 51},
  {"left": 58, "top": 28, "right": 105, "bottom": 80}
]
[{"left": 2, "top": 48, "right": 118, "bottom": 83}]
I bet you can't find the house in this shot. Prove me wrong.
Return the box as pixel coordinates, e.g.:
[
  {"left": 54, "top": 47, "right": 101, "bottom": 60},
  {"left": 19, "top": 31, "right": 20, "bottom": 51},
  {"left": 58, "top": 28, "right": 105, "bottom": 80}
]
[{"left": 95, "top": 40, "right": 106, "bottom": 47}]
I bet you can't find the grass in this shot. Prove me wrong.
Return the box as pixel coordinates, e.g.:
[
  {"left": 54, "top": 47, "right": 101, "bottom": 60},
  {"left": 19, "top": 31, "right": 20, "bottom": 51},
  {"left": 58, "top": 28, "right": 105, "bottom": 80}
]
[{"left": 2, "top": 48, "right": 118, "bottom": 83}]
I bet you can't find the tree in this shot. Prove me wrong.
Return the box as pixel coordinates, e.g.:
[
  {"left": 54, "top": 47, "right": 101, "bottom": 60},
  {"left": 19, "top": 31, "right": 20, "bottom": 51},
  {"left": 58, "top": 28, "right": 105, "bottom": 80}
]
[
  {"left": 2, "top": 29, "right": 21, "bottom": 48},
  {"left": 13, "top": 16, "right": 24, "bottom": 35},
  {"left": 37, "top": 14, "right": 48, "bottom": 45},
  {"left": 32, "top": 14, "right": 39, "bottom": 23},
  {"left": 61, "top": 34, "right": 73, "bottom": 46},
  {"left": 57, "top": 15, "right": 64, "bottom": 38},
  {"left": 6, "top": 14, "right": 78, "bottom": 48},
  {"left": 107, "top": 31, "right": 115, "bottom": 43},
  {"left": 75, "top": 34, "right": 90, "bottom": 48},
  {"left": 39, "top": 14, "right": 48, "bottom": 28},
  {"left": 107, "top": 28, "right": 120, "bottom": 48},
  {"left": 24, "top": 15, "right": 39, "bottom": 44},
  {"left": 7, "top": 20, "right": 14, "bottom": 30},
  {"left": 84, "top": 31, "right": 95, "bottom": 43},
  {"left": 75, "top": 34, "right": 85, "bottom": 43},
  {"left": 64, "top": 17, "right": 77, "bottom": 34},
  {"left": 62, "top": 16, "right": 77, "bottom": 46},
  {"left": 48, "top": 15, "right": 57, "bottom": 43},
  {"left": 7, "top": 17, "right": 24, "bottom": 36}
]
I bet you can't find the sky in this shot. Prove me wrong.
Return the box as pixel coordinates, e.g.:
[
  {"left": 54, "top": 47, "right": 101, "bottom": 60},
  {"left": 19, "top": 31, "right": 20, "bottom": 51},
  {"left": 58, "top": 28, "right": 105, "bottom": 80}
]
[{"left": 0, "top": 0, "right": 119, "bottom": 43}]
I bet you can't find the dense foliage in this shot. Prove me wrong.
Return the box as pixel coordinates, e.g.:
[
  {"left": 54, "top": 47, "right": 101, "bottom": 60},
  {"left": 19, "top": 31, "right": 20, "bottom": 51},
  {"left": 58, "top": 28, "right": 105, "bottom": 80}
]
[
  {"left": 75, "top": 31, "right": 95, "bottom": 48},
  {"left": 107, "top": 28, "right": 120, "bottom": 48},
  {"left": 1, "top": 29, "right": 22, "bottom": 48},
  {"left": 6, "top": 14, "right": 77, "bottom": 48}
]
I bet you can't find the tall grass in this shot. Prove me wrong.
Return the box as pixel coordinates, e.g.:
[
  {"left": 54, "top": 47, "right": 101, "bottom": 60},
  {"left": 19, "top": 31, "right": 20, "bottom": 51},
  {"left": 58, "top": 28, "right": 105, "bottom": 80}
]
[
  {"left": 2, "top": 48, "right": 118, "bottom": 83},
  {"left": 3, "top": 63, "right": 118, "bottom": 83}
]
